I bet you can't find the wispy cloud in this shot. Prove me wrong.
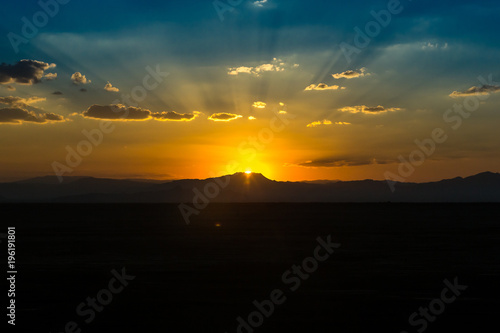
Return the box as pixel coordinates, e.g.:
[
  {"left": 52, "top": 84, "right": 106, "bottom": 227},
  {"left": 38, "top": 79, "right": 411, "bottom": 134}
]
[
  {"left": 422, "top": 42, "right": 448, "bottom": 50},
  {"left": 338, "top": 105, "right": 403, "bottom": 114},
  {"left": 294, "top": 157, "right": 393, "bottom": 168},
  {"left": 304, "top": 83, "right": 345, "bottom": 91},
  {"left": 228, "top": 58, "right": 298, "bottom": 76},
  {"left": 449, "top": 85, "right": 500, "bottom": 97},
  {"left": 0, "top": 96, "right": 46, "bottom": 108}
]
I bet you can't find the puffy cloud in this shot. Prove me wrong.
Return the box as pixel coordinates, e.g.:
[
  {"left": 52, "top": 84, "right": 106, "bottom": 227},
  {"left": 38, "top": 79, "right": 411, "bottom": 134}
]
[
  {"left": 306, "top": 119, "right": 332, "bottom": 128},
  {"left": 43, "top": 113, "right": 65, "bottom": 121},
  {"left": 208, "top": 113, "right": 243, "bottom": 122},
  {"left": 71, "top": 72, "right": 91, "bottom": 85},
  {"left": 6, "top": 86, "right": 15, "bottom": 91},
  {"left": 334, "top": 121, "right": 351, "bottom": 125},
  {"left": 304, "top": 83, "right": 345, "bottom": 91},
  {"left": 151, "top": 111, "right": 200, "bottom": 122},
  {"left": 44, "top": 73, "right": 58, "bottom": 81},
  {"left": 52, "top": 91, "right": 63, "bottom": 95},
  {"left": 0, "top": 107, "right": 65, "bottom": 124},
  {"left": 228, "top": 66, "right": 254, "bottom": 75},
  {"left": 449, "top": 85, "right": 500, "bottom": 97},
  {"left": 82, "top": 104, "right": 151, "bottom": 121},
  {"left": 80, "top": 105, "right": 202, "bottom": 122},
  {"left": 104, "top": 81, "right": 119, "bottom": 92},
  {"left": 228, "top": 58, "right": 298, "bottom": 76},
  {"left": 0, "top": 60, "right": 56, "bottom": 85},
  {"left": 252, "top": 101, "right": 266, "bottom": 109},
  {"left": 248, "top": 116, "right": 257, "bottom": 120},
  {"left": 0, "top": 95, "right": 65, "bottom": 125},
  {"left": 332, "top": 68, "right": 369, "bottom": 79},
  {"left": 338, "top": 105, "right": 403, "bottom": 114}
]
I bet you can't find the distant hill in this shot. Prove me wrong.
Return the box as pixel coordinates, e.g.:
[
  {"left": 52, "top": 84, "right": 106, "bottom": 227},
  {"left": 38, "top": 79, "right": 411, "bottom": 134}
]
[{"left": 0, "top": 172, "right": 499, "bottom": 203}]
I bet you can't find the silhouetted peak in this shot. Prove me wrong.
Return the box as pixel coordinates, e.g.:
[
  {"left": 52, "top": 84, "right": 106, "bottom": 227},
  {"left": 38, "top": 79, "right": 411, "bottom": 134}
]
[
  {"left": 464, "top": 171, "right": 500, "bottom": 181},
  {"left": 229, "top": 172, "right": 272, "bottom": 182}
]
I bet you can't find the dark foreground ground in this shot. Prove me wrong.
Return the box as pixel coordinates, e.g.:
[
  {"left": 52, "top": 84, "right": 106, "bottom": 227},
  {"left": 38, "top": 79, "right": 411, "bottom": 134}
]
[{"left": 2, "top": 203, "right": 500, "bottom": 332}]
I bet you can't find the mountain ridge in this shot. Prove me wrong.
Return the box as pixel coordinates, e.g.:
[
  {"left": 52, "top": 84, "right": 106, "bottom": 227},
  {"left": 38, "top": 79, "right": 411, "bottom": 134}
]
[{"left": 0, "top": 171, "right": 499, "bottom": 203}]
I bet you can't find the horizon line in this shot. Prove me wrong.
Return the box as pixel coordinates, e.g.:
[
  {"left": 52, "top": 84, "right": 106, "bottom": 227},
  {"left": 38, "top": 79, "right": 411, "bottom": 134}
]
[{"left": 2, "top": 170, "right": 499, "bottom": 185}]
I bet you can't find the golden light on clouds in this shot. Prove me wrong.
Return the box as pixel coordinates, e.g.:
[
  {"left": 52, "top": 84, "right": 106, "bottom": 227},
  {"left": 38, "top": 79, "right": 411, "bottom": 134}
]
[
  {"left": 331, "top": 67, "right": 369, "bottom": 79},
  {"left": 208, "top": 112, "right": 243, "bottom": 122},
  {"left": 306, "top": 119, "right": 332, "bottom": 128},
  {"left": 152, "top": 111, "right": 201, "bottom": 122},
  {"left": 104, "top": 81, "right": 119, "bottom": 92},
  {"left": 252, "top": 101, "right": 267, "bottom": 109},
  {"left": 304, "top": 83, "right": 345, "bottom": 91},
  {"left": 338, "top": 105, "right": 403, "bottom": 114}
]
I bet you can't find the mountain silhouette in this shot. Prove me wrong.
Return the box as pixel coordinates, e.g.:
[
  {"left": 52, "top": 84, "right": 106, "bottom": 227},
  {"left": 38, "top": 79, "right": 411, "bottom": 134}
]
[{"left": 0, "top": 171, "right": 499, "bottom": 203}]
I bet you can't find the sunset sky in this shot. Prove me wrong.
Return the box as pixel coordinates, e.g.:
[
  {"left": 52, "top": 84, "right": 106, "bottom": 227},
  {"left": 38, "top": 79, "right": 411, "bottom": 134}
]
[{"left": 1, "top": 0, "right": 499, "bottom": 182}]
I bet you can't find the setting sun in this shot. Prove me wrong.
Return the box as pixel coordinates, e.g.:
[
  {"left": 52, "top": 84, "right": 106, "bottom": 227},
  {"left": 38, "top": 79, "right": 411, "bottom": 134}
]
[{"left": 245, "top": 170, "right": 252, "bottom": 174}]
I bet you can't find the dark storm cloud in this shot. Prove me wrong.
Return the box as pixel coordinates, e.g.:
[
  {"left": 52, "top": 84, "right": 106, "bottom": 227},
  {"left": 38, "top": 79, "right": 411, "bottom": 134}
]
[{"left": 0, "top": 60, "right": 56, "bottom": 85}]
